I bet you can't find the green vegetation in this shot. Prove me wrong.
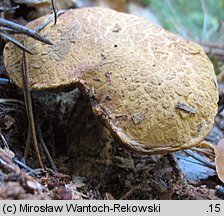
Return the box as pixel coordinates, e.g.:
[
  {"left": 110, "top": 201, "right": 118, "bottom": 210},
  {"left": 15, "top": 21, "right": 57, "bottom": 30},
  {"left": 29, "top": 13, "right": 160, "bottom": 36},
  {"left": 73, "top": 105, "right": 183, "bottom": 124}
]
[{"left": 142, "top": 0, "right": 224, "bottom": 42}]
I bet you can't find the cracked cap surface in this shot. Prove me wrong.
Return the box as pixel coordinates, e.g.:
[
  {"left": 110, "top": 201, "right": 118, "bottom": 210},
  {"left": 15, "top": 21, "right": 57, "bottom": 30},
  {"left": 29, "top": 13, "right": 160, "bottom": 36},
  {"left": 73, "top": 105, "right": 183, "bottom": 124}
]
[{"left": 3, "top": 7, "right": 219, "bottom": 154}]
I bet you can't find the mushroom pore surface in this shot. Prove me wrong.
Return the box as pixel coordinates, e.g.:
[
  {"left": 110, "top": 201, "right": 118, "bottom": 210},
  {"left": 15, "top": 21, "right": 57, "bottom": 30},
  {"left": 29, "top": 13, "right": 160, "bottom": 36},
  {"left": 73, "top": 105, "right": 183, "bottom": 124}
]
[{"left": 3, "top": 7, "right": 218, "bottom": 154}]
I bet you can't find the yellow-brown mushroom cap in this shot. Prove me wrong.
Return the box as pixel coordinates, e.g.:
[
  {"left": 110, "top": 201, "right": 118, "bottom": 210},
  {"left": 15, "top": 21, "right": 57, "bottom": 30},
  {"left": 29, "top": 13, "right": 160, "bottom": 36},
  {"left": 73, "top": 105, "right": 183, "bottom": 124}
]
[{"left": 3, "top": 7, "right": 218, "bottom": 154}]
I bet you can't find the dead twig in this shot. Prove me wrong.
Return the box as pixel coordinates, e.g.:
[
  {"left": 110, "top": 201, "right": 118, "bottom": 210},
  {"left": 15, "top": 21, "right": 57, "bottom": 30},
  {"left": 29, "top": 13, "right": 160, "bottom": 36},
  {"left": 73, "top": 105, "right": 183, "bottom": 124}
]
[
  {"left": 0, "top": 18, "right": 53, "bottom": 45},
  {"left": 13, "top": 157, "right": 36, "bottom": 175},
  {"left": 0, "top": 98, "right": 25, "bottom": 106},
  {"left": 0, "top": 131, "right": 36, "bottom": 175},
  {"left": 34, "top": 10, "right": 65, "bottom": 32},
  {"left": 183, "top": 149, "right": 215, "bottom": 170},
  {"left": 36, "top": 120, "right": 57, "bottom": 172},
  {"left": 191, "top": 146, "right": 215, "bottom": 159},
  {"left": 0, "top": 133, "right": 9, "bottom": 149},
  {"left": 0, "top": 1, "right": 52, "bottom": 54},
  {"left": 0, "top": 151, "right": 43, "bottom": 196},
  {"left": 0, "top": 155, "right": 19, "bottom": 174},
  {"left": 23, "top": 126, "right": 31, "bottom": 160},
  {"left": 0, "top": 30, "right": 33, "bottom": 54},
  {"left": 0, "top": 78, "right": 11, "bottom": 85},
  {"left": 51, "top": 0, "right": 57, "bottom": 25},
  {"left": 22, "top": 50, "right": 43, "bottom": 168}
]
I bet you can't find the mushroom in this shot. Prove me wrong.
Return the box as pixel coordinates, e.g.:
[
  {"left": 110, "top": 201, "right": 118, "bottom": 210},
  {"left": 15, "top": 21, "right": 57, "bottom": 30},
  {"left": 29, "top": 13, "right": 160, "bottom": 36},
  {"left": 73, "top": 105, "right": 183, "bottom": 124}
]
[{"left": 3, "top": 7, "right": 218, "bottom": 154}]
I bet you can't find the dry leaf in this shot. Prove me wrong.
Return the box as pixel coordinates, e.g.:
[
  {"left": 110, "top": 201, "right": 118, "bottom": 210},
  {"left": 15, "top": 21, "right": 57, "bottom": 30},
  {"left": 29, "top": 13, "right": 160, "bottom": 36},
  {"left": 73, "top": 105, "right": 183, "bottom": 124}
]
[
  {"left": 26, "top": 180, "right": 42, "bottom": 190},
  {"left": 4, "top": 115, "right": 16, "bottom": 130},
  {"left": 214, "top": 139, "right": 224, "bottom": 183},
  {"left": 0, "top": 147, "right": 15, "bottom": 159}
]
